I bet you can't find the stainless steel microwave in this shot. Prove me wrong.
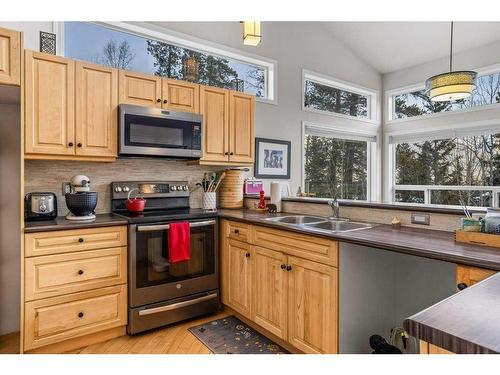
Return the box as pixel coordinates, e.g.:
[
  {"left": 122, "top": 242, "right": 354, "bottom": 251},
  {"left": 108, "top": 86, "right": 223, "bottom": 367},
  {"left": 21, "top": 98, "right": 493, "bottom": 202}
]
[{"left": 119, "top": 104, "right": 202, "bottom": 158}]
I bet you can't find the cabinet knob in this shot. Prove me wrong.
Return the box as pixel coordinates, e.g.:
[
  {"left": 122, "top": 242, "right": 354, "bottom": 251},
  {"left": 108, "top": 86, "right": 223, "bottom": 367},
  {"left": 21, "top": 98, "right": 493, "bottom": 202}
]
[
  {"left": 68, "top": 142, "right": 74, "bottom": 147},
  {"left": 78, "top": 238, "right": 84, "bottom": 243},
  {"left": 234, "top": 229, "right": 239, "bottom": 234},
  {"left": 77, "top": 143, "right": 82, "bottom": 148},
  {"left": 78, "top": 269, "right": 84, "bottom": 275},
  {"left": 245, "top": 252, "right": 250, "bottom": 258},
  {"left": 157, "top": 98, "right": 161, "bottom": 103},
  {"left": 230, "top": 152, "right": 234, "bottom": 155},
  {"left": 457, "top": 283, "right": 468, "bottom": 290},
  {"left": 286, "top": 265, "right": 292, "bottom": 271},
  {"left": 281, "top": 264, "right": 286, "bottom": 270},
  {"left": 78, "top": 312, "right": 84, "bottom": 318},
  {"left": 224, "top": 152, "right": 229, "bottom": 155},
  {"left": 163, "top": 100, "right": 168, "bottom": 104}
]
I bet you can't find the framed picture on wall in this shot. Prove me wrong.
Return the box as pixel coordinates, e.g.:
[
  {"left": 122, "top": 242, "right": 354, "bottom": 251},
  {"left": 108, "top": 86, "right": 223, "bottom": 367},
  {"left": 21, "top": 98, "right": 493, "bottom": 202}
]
[{"left": 254, "top": 138, "right": 291, "bottom": 179}]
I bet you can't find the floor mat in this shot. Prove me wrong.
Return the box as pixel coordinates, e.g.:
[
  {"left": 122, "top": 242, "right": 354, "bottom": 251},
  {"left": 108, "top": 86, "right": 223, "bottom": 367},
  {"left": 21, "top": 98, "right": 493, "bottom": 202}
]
[{"left": 188, "top": 315, "right": 289, "bottom": 354}]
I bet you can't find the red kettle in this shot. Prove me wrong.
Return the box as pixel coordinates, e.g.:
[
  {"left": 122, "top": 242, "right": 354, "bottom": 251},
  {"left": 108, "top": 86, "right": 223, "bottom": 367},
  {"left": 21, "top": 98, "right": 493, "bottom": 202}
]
[{"left": 125, "top": 188, "right": 146, "bottom": 213}]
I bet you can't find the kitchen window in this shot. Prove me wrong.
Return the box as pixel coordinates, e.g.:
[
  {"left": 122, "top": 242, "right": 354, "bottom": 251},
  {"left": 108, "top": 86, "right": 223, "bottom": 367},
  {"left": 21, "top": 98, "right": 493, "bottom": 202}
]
[
  {"left": 302, "top": 70, "right": 378, "bottom": 121},
  {"left": 389, "top": 70, "right": 500, "bottom": 121},
  {"left": 60, "top": 22, "right": 276, "bottom": 102},
  {"left": 303, "top": 123, "right": 376, "bottom": 200},
  {"left": 391, "top": 130, "right": 500, "bottom": 208}
]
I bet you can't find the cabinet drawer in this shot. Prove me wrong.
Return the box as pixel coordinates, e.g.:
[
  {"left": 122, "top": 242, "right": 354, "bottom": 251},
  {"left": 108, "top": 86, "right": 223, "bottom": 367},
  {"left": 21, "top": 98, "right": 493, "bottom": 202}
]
[
  {"left": 253, "top": 225, "right": 338, "bottom": 267},
  {"left": 24, "top": 285, "right": 127, "bottom": 351},
  {"left": 25, "top": 247, "right": 127, "bottom": 301},
  {"left": 226, "top": 221, "right": 251, "bottom": 243},
  {"left": 25, "top": 226, "right": 127, "bottom": 257},
  {"left": 456, "top": 264, "right": 496, "bottom": 289}
]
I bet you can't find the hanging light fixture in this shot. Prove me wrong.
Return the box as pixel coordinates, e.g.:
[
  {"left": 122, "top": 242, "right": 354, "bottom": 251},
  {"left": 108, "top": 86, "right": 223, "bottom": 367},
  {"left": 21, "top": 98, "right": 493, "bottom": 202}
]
[
  {"left": 426, "top": 22, "right": 477, "bottom": 102},
  {"left": 242, "top": 21, "right": 261, "bottom": 46}
]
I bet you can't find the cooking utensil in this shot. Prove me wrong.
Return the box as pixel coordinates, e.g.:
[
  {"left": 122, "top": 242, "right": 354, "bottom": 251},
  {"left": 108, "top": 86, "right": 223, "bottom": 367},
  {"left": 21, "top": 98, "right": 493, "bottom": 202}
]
[{"left": 125, "top": 188, "right": 146, "bottom": 213}]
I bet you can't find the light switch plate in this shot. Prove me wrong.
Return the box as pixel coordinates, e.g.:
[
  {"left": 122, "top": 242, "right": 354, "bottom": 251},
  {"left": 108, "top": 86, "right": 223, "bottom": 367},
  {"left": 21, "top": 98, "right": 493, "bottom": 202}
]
[{"left": 411, "top": 212, "right": 430, "bottom": 225}]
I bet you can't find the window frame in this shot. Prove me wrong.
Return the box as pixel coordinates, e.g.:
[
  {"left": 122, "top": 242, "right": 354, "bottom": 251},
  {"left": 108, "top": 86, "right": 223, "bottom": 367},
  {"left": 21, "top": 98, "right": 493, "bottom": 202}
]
[
  {"left": 302, "top": 69, "right": 379, "bottom": 123},
  {"left": 301, "top": 121, "right": 378, "bottom": 202},
  {"left": 386, "top": 63, "right": 500, "bottom": 123},
  {"left": 54, "top": 21, "right": 278, "bottom": 104}
]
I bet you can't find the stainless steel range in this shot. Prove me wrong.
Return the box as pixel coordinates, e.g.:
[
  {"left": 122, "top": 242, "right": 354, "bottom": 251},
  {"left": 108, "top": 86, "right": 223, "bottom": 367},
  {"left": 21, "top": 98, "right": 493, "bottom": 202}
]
[{"left": 111, "top": 181, "right": 219, "bottom": 334}]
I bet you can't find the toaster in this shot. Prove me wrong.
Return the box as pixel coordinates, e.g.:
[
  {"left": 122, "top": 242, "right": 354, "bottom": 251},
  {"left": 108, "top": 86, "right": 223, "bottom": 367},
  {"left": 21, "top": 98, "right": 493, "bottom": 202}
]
[{"left": 25, "top": 192, "right": 58, "bottom": 221}]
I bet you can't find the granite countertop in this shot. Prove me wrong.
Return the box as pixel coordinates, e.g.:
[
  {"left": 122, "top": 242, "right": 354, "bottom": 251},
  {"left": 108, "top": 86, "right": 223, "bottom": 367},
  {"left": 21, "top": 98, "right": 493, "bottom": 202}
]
[
  {"left": 404, "top": 273, "right": 500, "bottom": 354},
  {"left": 218, "top": 209, "right": 500, "bottom": 271},
  {"left": 24, "top": 213, "right": 128, "bottom": 233}
]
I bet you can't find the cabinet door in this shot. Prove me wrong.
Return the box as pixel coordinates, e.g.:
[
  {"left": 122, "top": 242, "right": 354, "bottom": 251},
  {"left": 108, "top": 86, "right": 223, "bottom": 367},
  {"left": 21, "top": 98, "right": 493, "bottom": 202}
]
[
  {"left": 252, "top": 246, "right": 288, "bottom": 339},
  {"left": 25, "top": 51, "right": 75, "bottom": 155},
  {"left": 162, "top": 79, "right": 199, "bottom": 113},
  {"left": 0, "top": 27, "right": 21, "bottom": 85},
  {"left": 75, "top": 62, "right": 118, "bottom": 158},
  {"left": 118, "top": 70, "right": 161, "bottom": 107},
  {"left": 200, "top": 86, "right": 229, "bottom": 162},
  {"left": 226, "top": 239, "right": 252, "bottom": 318},
  {"left": 287, "top": 256, "right": 338, "bottom": 354},
  {"left": 229, "top": 91, "right": 254, "bottom": 163}
]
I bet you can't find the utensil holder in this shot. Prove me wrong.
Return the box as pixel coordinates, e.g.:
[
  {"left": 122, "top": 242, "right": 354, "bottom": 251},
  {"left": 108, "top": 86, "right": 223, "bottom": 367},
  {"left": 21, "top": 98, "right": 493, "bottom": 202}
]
[{"left": 202, "top": 192, "right": 217, "bottom": 210}]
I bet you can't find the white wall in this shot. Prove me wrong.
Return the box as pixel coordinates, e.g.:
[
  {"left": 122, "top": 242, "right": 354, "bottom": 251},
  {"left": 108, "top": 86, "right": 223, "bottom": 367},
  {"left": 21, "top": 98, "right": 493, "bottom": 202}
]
[{"left": 0, "top": 22, "right": 54, "bottom": 51}]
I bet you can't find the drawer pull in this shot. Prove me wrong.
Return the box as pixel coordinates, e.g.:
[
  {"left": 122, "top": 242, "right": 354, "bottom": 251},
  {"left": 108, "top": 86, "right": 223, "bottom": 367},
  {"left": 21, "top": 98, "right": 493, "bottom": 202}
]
[
  {"left": 78, "top": 238, "right": 84, "bottom": 243},
  {"left": 78, "top": 269, "right": 84, "bottom": 275},
  {"left": 78, "top": 312, "right": 84, "bottom": 318}
]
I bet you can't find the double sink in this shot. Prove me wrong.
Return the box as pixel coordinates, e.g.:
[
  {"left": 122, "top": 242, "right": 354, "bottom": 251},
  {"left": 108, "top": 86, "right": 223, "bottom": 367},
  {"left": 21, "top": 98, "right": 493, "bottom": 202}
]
[{"left": 264, "top": 215, "right": 373, "bottom": 233}]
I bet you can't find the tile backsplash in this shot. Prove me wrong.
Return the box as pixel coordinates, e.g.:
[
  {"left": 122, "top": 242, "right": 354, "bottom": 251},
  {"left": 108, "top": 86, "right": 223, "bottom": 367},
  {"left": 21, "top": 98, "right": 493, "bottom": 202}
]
[{"left": 25, "top": 159, "right": 222, "bottom": 216}]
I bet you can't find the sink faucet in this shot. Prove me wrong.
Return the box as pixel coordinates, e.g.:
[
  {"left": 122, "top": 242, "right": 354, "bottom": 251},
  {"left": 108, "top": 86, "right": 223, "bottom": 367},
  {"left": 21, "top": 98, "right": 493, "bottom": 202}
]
[{"left": 328, "top": 198, "right": 340, "bottom": 219}]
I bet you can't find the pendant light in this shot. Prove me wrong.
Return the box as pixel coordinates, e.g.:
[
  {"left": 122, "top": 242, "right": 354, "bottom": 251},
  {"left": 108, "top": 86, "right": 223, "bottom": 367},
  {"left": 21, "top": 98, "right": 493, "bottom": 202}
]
[
  {"left": 242, "top": 21, "right": 261, "bottom": 46},
  {"left": 426, "top": 22, "right": 477, "bottom": 102}
]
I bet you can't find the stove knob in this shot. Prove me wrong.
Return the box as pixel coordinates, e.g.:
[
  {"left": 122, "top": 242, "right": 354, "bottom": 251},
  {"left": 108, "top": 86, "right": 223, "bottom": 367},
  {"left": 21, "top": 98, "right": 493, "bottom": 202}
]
[
  {"left": 115, "top": 186, "right": 122, "bottom": 193},
  {"left": 39, "top": 204, "right": 47, "bottom": 212},
  {"left": 123, "top": 186, "right": 130, "bottom": 192},
  {"left": 177, "top": 185, "right": 183, "bottom": 191},
  {"left": 182, "top": 186, "right": 188, "bottom": 191},
  {"left": 171, "top": 186, "right": 177, "bottom": 191}
]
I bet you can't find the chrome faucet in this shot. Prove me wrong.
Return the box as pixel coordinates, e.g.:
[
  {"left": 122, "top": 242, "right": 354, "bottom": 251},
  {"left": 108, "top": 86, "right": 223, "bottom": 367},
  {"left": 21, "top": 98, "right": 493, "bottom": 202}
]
[{"left": 328, "top": 198, "right": 340, "bottom": 220}]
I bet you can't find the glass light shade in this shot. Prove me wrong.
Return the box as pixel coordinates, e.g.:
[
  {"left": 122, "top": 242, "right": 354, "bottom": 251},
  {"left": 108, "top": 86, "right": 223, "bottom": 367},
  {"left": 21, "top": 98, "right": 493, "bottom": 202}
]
[
  {"left": 242, "top": 21, "right": 261, "bottom": 46},
  {"left": 425, "top": 71, "right": 477, "bottom": 102}
]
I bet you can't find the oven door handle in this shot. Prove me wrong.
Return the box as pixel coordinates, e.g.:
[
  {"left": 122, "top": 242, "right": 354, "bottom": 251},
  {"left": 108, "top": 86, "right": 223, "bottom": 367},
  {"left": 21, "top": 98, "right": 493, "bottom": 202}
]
[
  {"left": 138, "top": 293, "right": 218, "bottom": 316},
  {"left": 136, "top": 219, "right": 216, "bottom": 232}
]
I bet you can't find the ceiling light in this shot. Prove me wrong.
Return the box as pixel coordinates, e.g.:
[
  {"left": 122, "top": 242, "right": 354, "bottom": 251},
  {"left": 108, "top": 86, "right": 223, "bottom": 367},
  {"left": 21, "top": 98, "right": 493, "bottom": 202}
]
[
  {"left": 426, "top": 22, "right": 477, "bottom": 102},
  {"left": 242, "top": 21, "right": 261, "bottom": 46}
]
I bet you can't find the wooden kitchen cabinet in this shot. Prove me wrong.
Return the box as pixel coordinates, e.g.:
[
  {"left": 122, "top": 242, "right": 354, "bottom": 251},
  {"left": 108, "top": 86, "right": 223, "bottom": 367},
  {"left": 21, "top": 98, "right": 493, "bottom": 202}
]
[
  {"left": 287, "top": 256, "right": 338, "bottom": 354},
  {"left": 118, "top": 70, "right": 162, "bottom": 107},
  {"left": 419, "top": 340, "right": 454, "bottom": 354},
  {"left": 75, "top": 61, "right": 118, "bottom": 158},
  {"left": 25, "top": 51, "right": 75, "bottom": 156},
  {"left": 229, "top": 91, "right": 254, "bottom": 163},
  {"left": 226, "top": 239, "right": 253, "bottom": 318},
  {"left": 252, "top": 246, "right": 288, "bottom": 339},
  {"left": 162, "top": 78, "right": 199, "bottom": 113},
  {"left": 456, "top": 264, "right": 496, "bottom": 290},
  {"left": 0, "top": 27, "right": 21, "bottom": 85}
]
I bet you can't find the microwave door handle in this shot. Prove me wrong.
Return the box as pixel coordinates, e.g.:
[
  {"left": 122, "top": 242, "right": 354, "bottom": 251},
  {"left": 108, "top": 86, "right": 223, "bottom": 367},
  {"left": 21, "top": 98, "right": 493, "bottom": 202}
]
[{"left": 137, "top": 220, "right": 216, "bottom": 232}]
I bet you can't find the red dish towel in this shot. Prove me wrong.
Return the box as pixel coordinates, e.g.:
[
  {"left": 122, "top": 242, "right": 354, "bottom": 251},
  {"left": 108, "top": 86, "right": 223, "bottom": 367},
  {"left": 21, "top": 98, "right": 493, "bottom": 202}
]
[{"left": 168, "top": 222, "right": 191, "bottom": 263}]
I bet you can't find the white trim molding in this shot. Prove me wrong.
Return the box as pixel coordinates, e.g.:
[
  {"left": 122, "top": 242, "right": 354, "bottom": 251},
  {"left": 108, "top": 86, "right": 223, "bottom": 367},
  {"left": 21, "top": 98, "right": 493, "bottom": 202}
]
[
  {"left": 54, "top": 21, "right": 278, "bottom": 104},
  {"left": 302, "top": 69, "right": 380, "bottom": 124}
]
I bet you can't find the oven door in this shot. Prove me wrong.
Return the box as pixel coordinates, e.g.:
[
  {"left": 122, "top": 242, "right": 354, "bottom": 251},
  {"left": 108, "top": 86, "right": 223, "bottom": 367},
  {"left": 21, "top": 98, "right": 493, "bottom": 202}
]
[
  {"left": 129, "top": 219, "right": 218, "bottom": 307},
  {"left": 119, "top": 105, "right": 202, "bottom": 158}
]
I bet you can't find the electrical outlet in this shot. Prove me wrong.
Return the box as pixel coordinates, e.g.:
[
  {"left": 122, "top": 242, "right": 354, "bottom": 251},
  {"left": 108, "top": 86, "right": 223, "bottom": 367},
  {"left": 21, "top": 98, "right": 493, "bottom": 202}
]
[{"left": 411, "top": 212, "right": 430, "bottom": 225}]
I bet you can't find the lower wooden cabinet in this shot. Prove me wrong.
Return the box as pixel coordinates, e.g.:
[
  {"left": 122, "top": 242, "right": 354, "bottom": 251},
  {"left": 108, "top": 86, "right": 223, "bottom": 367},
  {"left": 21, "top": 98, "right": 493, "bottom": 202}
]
[
  {"left": 221, "top": 220, "right": 339, "bottom": 353},
  {"left": 252, "top": 246, "right": 288, "bottom": 339},
  {"left": 420, "top": 340, "right": 454, "bottom": 354},
  {"left": 456, "top": 264, "right": 496, "bottom": 290}
]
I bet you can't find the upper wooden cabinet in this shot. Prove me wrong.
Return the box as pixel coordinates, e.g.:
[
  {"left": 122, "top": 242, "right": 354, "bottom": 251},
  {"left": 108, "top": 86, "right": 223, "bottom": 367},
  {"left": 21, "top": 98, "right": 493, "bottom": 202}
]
[
  {"left": 25, "top": 51, "right": 75, "bottom": 156},
  {"left": 75, "top": 61, "right": 118, "bottom": 158},
  {"left": 118, "top": 70, "right": 162, "bottom": 108},
  {"left": 229, "top": 91, "right": 254, "bottom": 163},
  {"left": 163, "top": 78, "right": 199, "bottom": 113},
  {"left": 200, "top": 87, "right": 255, "bottom": 165},
  {"left": 200, "top": 86, "right": 230, "bottom": 163},
  {"left": 0, "top": 27, "right": 21, "bottom": 86}
]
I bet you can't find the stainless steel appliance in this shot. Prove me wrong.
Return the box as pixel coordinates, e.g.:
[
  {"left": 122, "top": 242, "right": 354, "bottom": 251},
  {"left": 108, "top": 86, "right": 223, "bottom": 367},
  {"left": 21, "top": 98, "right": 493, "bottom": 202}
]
[
  {"left": 111, "top": 180, "right": 219, "bottom": 334},
  {"left": 65, "top": 175, "right": 98, "bottom": 221},
  {"left": 119, "top": 104, "right": 202, "bottom": 159},
  {"left": 25, "top": 192, "right": 57, "bottom": 221}
]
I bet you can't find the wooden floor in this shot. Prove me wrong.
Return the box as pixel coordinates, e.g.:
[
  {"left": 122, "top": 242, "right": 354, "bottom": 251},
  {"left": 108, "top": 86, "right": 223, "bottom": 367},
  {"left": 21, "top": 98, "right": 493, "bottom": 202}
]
[{"left": 0, "top": 311, "right": 230, "bottom": 354}]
